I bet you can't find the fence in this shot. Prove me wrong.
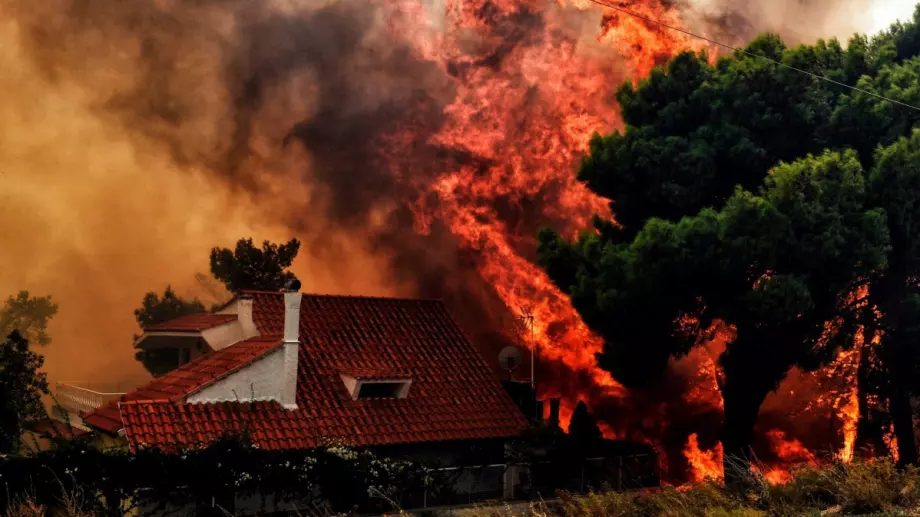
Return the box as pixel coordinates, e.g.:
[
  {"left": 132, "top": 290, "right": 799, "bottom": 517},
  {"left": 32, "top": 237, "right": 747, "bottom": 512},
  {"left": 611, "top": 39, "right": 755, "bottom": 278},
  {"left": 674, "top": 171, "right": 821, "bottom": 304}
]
[{"left": 54, "top": 382, "right": 127, "bottom": 415}]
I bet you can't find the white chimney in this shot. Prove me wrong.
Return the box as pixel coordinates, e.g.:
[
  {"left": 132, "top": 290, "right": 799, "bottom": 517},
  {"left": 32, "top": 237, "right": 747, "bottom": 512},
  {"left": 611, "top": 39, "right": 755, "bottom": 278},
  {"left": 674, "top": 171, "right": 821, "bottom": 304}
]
[
  {"left": 281, "top": 289, "right": 302, "bottom": 410},
  {"left": 238, "top": 295, "right": 258, "bottom": 339}
]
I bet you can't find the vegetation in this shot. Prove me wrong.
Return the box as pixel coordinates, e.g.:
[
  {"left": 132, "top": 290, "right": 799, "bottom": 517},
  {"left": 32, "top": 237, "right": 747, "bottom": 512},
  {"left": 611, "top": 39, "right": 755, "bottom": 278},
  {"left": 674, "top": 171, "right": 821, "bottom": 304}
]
[
  {"left": 209, "top": 237, "right": 301, "bottom": 294},
  {"left": 6, "top": 457, "right": 920, "bottom": 516},
  {"left": 0, "top": 291, "right": 58, "bottom": 347},
  {"left": 538, "top": 5, "right": 920, "bottom": 478},
  {"left": 0, "top": 331, "right": 48, "bottom": 453},
  {"left": 0, "top": 432, "right": 441, "bottom": 516}
]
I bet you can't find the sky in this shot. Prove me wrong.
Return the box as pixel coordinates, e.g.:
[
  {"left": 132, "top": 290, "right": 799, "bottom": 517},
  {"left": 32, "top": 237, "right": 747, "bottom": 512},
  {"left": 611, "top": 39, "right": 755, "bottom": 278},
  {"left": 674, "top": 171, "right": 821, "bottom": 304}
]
[{"left": 870, "top": 0, "right": 918, "bottom": 32}]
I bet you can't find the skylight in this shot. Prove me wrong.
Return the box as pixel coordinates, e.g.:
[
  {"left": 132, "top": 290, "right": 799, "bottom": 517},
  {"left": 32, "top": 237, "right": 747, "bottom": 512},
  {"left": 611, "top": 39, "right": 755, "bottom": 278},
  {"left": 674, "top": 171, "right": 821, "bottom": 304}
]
[
  {"left": 356, "top": 381, "right": 406, "bottom": 399},
  {"left": 340, "top": 373, "right": 412, "bottom": 400}
]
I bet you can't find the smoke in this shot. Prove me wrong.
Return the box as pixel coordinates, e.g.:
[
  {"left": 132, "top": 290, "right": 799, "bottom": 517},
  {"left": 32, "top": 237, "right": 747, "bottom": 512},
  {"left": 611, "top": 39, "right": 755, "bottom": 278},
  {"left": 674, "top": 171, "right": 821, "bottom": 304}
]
[
  {"left": 679, "top": 0, "right": 918, "bottom": 46},
  {"left": 0, "top": 0, "right": 420, "bottom": 385}
]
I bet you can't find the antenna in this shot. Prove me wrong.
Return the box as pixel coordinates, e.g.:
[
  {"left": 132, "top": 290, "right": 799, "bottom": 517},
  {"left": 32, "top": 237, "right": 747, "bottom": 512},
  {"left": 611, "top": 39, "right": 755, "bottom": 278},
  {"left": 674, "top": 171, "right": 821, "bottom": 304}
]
[
  {"left": 518, "top": 306, "right": 535, "bottom": 390},
  {"left": 498, "top": 346, "right": 523, "bottom": 379}
]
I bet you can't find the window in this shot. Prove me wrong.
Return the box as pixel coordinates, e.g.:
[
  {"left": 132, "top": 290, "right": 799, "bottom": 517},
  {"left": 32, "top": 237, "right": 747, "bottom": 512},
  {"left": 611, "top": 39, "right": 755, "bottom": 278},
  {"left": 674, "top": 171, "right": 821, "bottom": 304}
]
[{"left": 356, "top": 381, "right": 410, "bottom": 399}]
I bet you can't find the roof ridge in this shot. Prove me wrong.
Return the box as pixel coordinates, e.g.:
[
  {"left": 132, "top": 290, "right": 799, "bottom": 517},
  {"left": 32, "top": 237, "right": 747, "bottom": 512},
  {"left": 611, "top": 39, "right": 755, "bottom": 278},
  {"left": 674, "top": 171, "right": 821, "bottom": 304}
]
[{"left": 242, "top": 290, "right": 446, "bottom": 303}]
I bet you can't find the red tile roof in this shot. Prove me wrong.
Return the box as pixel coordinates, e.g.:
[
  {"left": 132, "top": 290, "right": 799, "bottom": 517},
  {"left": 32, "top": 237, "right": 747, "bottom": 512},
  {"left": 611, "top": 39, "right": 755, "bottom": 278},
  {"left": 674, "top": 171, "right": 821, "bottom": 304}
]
[
  {"left": 340, "top": 367, "right": 413, "bottom": 380},
  {"left": 144, "top": 313, "right": 237, "bottom": 333},
  {"left": 89, "top": 291, "right": 529, "bottom": 450},
  {"left": 84, "top": 335, "right": 283, "bottom": 433}
]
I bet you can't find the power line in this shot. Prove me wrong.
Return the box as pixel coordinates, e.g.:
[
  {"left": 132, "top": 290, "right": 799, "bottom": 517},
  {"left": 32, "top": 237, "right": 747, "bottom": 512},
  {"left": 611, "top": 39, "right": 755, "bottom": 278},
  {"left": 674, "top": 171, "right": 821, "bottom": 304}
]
[{"left": 587, "top": 0, "right": 920, "bottom": 112}]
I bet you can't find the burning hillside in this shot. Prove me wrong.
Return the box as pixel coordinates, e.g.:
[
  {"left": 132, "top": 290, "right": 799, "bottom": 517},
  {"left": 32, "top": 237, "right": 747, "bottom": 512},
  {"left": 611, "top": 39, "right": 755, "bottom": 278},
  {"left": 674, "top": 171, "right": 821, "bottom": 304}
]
[{"left": 0, "top": 0, "right": 909, "bottom": 483}]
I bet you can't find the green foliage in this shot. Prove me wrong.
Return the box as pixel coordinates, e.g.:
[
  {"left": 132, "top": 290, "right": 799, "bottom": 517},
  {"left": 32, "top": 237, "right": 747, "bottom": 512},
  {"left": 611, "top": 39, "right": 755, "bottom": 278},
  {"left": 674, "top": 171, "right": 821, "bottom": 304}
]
[
  {"left": 0, "top": 331, "right": 49, "bottom": 454},
  {"left": 0, "top": 434, "right": 439, "bottom": 516},
  {"left": 830, "top": 56, "right": 920, "bottom": 166},
  {"left": 209, "top": 238, "right": 301, "bottom": 293},
  {"left": 579, "top": 35, "right": 855, "bottom": 243},
  {"left": 133, "top": 285, "right": 206, "bottom": 331},
  {"left": 0, "top": 291, "right": 58, "bottom": 347},
  {"left": 132, "top": 286, "right": 205, "bottom": 377}
]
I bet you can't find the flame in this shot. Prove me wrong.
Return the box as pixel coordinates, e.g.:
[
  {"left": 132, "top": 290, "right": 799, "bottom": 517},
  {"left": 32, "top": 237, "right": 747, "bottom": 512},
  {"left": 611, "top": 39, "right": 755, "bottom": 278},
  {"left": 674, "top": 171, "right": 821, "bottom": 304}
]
[
  {"left": 767, "top": 429, "right": 816, "bottom": 464},
  {"left": 375, "top": 0, "right": 708, "bottom": 419},
  {"left": 835, "top": 347, "right": 861, "bottom": 463},
  {"left": 884, "top": 423, "right": 899, "bottom": 463},
  {"left": 684, "top": 433, "right": 724, "bottom": 482}
]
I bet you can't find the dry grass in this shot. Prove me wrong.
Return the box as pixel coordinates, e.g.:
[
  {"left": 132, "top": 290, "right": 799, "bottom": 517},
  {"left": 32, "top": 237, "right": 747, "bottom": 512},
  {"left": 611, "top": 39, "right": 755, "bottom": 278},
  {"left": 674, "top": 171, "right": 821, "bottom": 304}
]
[
  {"left": 459, "top": 459, "right": 920, "bottom": 517},
  {"left": 6, "top": 459, "right": 920, "bottom": 516}
]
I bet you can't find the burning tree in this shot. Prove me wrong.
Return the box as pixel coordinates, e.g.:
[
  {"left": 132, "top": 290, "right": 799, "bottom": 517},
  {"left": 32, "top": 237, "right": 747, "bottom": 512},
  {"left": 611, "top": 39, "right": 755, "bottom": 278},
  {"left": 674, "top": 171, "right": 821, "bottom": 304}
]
[
  {"left": 541, "top": 11, "right": 920, "bottom": 479},
  {"left": 540, "top": 149, "right": 888, "bottom": 484},
  {"left": 861, "top": 130, "right": 920, "bottom": 466}
]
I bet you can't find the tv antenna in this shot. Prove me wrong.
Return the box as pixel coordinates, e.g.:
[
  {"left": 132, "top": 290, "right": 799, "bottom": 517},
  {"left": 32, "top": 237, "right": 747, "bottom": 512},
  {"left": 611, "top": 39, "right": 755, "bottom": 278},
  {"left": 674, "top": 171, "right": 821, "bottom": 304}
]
[{"left": 517, "top": 305, "right": 535, "bottom": 389}]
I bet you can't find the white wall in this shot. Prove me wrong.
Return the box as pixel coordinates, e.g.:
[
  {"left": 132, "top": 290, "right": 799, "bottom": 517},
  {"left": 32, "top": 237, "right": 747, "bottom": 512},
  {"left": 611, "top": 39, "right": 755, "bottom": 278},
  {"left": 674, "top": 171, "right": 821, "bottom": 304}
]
[{"left": 186, "top": 347, "right": 285, "bottom": 404}]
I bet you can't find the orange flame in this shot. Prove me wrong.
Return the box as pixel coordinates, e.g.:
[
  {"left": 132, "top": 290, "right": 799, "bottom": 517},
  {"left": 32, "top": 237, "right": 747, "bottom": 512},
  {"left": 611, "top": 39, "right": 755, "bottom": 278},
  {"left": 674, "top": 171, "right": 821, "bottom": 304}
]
[
  {"left": 884, "top": 424, "right": 899, "bottom": 463},
  {"left": 376, "top": 0, "right": 705, "bottom": 415},
  {"left": 684, "top": 433, "right": 724, "bottom": 482}
]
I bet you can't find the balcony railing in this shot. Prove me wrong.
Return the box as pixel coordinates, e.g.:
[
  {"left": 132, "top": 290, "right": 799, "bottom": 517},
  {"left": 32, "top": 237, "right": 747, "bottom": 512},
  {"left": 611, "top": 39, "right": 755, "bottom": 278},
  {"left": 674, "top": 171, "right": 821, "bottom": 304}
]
[{"left": 54, "top": 382, "right": 128, "bottom": 415}]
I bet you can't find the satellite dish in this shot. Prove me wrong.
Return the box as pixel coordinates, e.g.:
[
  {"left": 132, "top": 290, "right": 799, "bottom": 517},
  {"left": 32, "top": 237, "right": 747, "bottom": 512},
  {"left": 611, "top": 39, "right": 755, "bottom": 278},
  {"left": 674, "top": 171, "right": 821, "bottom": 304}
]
[{"left": 498, "top": 346, "right": 523, "bottom": 374}]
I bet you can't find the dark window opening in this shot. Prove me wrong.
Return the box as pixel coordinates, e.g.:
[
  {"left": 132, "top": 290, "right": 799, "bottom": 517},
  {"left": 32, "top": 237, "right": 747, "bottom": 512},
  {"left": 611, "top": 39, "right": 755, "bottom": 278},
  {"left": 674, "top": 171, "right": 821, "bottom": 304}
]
[{"left": 356, "top": 382, "right": 406, "bottom": 399}]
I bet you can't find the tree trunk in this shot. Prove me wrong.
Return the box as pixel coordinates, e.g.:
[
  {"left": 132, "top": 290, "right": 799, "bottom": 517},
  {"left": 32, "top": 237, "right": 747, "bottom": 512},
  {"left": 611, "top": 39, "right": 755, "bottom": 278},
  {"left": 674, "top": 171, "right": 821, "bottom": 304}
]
[
  {"left": 856, "top": 338, "right": 886, "bottom": 457},
  {"left": 721, "top": 380, "right": 771, "bottom": 489},
  {"left": 873, "top": 267, "right": 919, "bottom": 466},
  {"left": 888, "top": 363, "right": 919, "bottom": 466}
]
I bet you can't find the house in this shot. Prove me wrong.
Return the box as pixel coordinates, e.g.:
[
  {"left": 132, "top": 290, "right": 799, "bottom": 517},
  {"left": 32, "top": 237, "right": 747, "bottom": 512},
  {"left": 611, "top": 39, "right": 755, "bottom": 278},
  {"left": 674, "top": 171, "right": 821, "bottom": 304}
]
[{"left": 56, "top": 287, "right": 531, "bottom": 512}]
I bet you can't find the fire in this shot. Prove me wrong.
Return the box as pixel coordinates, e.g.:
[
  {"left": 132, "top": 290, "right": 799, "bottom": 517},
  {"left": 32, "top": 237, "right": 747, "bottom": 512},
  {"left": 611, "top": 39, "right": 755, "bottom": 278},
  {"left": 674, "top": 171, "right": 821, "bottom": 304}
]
[
  {"left": 684, "top": 433, "right": 724, "bottom": 483},
  {"left": 372, "top": 0, "right": 865, "bottom": 478},
  {"left": 884, "top": 424, "right": 899, "bottom": 463},
  {"left": 376, "top": 0, "right": 707, "bottom": 413},
  {"left": 835, "top": 347, "right": 861, "bottom": 463},
  {"left": 767, "top": 429, "right": 816, "bottom": 464}
]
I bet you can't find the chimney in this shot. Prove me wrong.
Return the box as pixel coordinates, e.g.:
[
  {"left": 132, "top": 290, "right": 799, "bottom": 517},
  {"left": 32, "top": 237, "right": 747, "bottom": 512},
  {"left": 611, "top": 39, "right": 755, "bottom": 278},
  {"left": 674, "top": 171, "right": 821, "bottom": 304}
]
[
  {"left": 548, "top": 398, "right": 560, "bottom": 428},
  {"left": 238, "top": 294, "right": 258, "bottom": 339},
  {"left": 281, "top": 281, "right": 302, "bottom": 410}
]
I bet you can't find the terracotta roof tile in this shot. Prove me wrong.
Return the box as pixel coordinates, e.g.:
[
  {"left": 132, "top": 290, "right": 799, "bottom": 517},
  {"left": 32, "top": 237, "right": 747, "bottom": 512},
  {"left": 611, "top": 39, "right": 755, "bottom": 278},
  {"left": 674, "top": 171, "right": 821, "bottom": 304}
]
[
  {"left": 144, "top": 313, "right": 238, "bottom": 333},
  {"left": 92, "top": 292, "right": 529, "bottom": 450},
  {"left": 84, "top": 335, "right": 282, "bottom": 434}
]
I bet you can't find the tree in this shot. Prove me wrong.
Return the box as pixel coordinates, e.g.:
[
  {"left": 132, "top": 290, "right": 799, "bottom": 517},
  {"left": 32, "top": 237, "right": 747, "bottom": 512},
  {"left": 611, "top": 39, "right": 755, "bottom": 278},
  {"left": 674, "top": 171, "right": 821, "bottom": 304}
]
[
  {"left": 133, "top": 286, "right": 206, "bottom": 377},
  {"left": 579, "top": 35, "right": 850, "bottom": 245},
  {"left": 540, "top": 150, "right": 889, "bottom": 482},
  {"left": 0, "top": 331, "right": 49, "bottom": 453},
  {"left": 0, "top": 291, "right": 58, "bottom": 347},
  {"left": 860, "top": 129, "right": 920, "bottom": 465},
  {"left": 209, "top": 238, "right": 301, "bottom": 293}
]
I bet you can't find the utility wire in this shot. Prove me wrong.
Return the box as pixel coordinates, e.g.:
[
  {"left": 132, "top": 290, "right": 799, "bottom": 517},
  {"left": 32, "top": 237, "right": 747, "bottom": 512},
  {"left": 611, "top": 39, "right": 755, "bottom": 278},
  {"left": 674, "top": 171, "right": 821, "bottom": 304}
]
[{"left": 586, "top": 0, "right": 920, "bottom": 112}]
